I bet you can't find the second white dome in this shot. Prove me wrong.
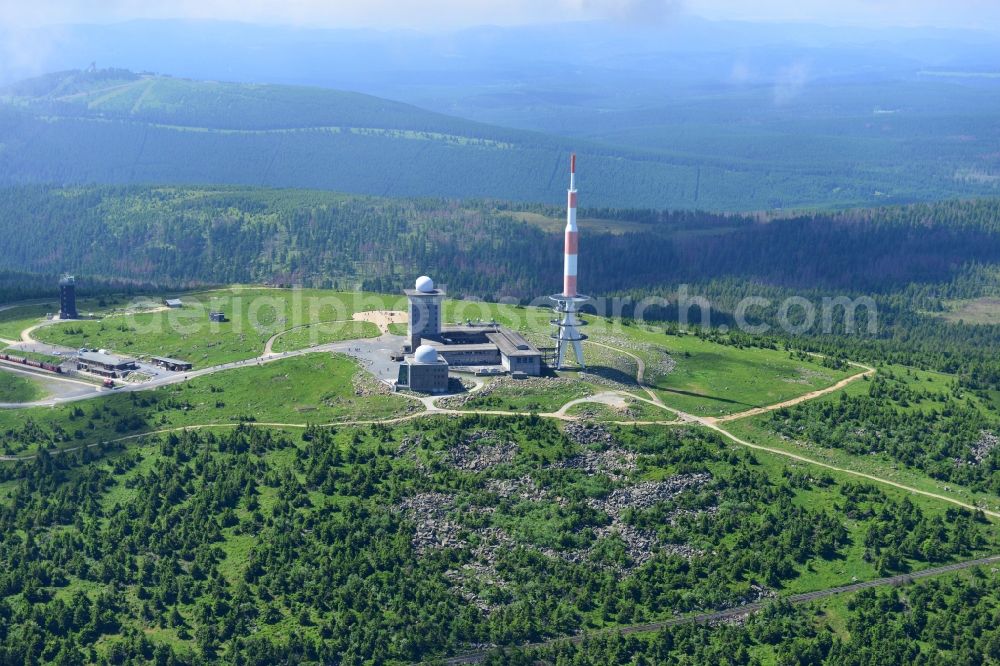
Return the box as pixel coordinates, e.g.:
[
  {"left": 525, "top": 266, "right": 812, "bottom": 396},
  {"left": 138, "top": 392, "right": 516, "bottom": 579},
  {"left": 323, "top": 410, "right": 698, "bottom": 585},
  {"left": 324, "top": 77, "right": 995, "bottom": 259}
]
[
  {"left": 414, "top": 344, "right": 438, "bottom": 363},
  {"left": 415, "top": 275, "right": 434, "bottom": 293}
]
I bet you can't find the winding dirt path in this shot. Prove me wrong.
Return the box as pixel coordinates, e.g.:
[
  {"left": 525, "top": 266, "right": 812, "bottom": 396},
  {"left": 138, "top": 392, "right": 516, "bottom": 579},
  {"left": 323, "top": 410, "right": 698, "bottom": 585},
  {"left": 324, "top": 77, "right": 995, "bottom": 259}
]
[
  {"left": 3, "top": 308, "right": 996, "bottom": 666},
  {"left": 573, "top": 341, "right": 996, "bottom": 517},
  {"left": 21, "top": 320, "right": 56, "bottom": 343},
  {"left": 709, "top": 362, "right": 875, "bottom": 424},
  {"left": 1, "top": 317, "right": 995, "bottom": 518},
  {"left": 262, "top": 319, "right": 351, "bottom": 356},
  {"left": 584, "top": 339, "right": 664, "bottom": 406},
  {"left": 3, "top": 402, "right": 993, "bottom": 519},
  {"left": 697, "top": 418, "right": 998, "bottom": 518},
  {"left": 552, "top": 391, "right": 628, "bottom": 417}
]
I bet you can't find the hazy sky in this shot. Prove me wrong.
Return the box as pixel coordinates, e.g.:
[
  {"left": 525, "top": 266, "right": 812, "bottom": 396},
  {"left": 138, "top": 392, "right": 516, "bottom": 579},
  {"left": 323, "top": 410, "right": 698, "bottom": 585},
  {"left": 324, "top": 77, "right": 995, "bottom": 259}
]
[{"left": 2, "top": 0, "right": 999, "bottom": 31}]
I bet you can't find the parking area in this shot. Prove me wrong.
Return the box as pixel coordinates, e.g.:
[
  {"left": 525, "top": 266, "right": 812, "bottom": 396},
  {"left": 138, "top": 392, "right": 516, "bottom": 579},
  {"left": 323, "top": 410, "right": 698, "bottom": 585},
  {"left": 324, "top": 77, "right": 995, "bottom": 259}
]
[{"left": 331, "top": 334, "right": 406, "bottom": 385}]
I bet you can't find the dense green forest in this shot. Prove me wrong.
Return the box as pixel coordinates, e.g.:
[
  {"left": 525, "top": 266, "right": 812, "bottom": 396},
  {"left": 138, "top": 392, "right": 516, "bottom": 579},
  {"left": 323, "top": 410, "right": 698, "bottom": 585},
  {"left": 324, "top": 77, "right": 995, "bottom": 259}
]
[
  {"left": 0, "top": 270, "right": 158, "bottom": 303},
  {"left": 3, "top": 185, "right": 1000, "bottom": 296},
  {"left": 0, "top": 418, "right": 992, "bottom": 663},
  {"left": 2, "top": 69, "right": 998, "bottom": 210},
  {"left": 490, "top": 569, "right": 1000, "bottom": 665}
]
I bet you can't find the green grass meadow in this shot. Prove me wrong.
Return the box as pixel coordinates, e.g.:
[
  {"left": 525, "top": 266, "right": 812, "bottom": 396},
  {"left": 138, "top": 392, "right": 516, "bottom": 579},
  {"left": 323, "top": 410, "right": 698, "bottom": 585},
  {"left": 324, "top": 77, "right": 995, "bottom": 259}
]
[
  {"left": 270, "top": 320, "right": 380, "bottom": 353},
  {"left": 0, "top": 353, "right": 417, "bottom": 457},
  {"left": 0, "top": 371, "right": 45, "bottom": 403},
  {"left": 33, "top": 288, "right": 401, "bottom": 367}
]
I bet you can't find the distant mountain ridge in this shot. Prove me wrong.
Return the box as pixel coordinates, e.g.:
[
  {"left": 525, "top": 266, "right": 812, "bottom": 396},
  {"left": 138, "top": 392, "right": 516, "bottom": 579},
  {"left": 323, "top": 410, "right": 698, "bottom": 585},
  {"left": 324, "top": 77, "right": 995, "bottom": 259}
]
[
  {"left": 1, "top": 68, "right": 998, "bottom": 210},
  {"left": 0, "top": 69, "right": 706, "bottom": 208},
  {"left": 2, "top": 68, "right": 506, "bottom": 134}
]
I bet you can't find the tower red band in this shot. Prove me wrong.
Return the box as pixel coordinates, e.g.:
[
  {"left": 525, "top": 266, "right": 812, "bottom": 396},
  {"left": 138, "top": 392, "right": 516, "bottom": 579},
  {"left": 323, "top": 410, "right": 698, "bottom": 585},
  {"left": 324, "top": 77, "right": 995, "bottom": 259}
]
[{"left": 550, "top": 153, "right": 589, "bottom": 369}]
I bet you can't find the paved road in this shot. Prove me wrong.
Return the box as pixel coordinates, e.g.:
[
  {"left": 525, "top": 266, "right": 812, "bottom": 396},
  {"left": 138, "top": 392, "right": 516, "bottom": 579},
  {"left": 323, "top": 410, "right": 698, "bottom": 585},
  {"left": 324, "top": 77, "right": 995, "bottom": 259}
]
[
  {"left": 2, "top": 332, "right": 994, "bottom": 516},
  {"left": 0, "top": 361, "right": 103, "bottom": 406},
  {"left": 262, "top": 319, "right": 351, "bottom": 356},
  {"left": 0, "top": 331, "right": 408, "bottom": 409},
  {"left": 4, "top": 297, "right": 997, "bottom": 664},
  {"left": 435, "top": 554, "right": 1000, "bottom": 665},
  {"left": 3, "top": 321, "right": 999, "bottom": 661}
]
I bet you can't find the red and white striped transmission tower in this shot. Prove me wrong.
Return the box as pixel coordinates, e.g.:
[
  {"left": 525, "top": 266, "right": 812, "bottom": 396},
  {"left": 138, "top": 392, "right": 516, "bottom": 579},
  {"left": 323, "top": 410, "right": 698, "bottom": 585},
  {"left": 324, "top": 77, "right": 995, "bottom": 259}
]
[{"left": 550, "top": 153, "right": 590, "bottom": 369}]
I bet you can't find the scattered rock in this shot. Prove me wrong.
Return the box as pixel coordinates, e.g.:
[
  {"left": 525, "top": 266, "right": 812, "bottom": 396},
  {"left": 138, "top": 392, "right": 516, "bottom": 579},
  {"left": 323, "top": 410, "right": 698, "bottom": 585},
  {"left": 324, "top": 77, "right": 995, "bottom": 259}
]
[
  {"left": 397, "top": 434, "right": 424, "bottom": 455},
  {"left": 966, "top": 430, "right": 998, "bottom": 465},
  {"left": 400, "top": 492, "right": 466, "bottom": 554},
  {"left": 400, "top": 472, "right": 716, "bottom": 609},
  {"left": 352, "top": 370, "right": 392, "bottom": 397},
  {"left": 485, "top": 475, "right": 549, "bottom": 502},
  {"left": 563, "top": 422, "right": 617, "bottom": 446},
  {"left": 552, "top": 448, "right": 637, "bottom": 481},
  {"left": 590, "top": 474, "right": 712, "bottom": 520},
  {"left": 446, "top": 430, "right": 518, "bottom": 471}
]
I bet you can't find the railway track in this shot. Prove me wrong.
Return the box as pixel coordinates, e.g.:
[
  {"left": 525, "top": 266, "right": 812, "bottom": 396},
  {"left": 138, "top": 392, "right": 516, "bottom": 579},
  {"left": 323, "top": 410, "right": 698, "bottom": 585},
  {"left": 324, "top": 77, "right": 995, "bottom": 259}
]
[{"left": 435, "top": 554, "right": 1000, "bottom": 665}]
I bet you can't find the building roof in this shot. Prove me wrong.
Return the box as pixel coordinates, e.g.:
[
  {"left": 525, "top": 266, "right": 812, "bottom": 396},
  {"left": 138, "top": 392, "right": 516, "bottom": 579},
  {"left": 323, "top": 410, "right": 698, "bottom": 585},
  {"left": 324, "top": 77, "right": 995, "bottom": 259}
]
[
  {"left": 426, "top": 341, "right": 498, "bottom": 353},
  {"left": 487, "top": 329, "right": 542, "bottom": 358},
  {"left": 440, "top": 324, "right": 496, "bottom": 335},
  {"left": 79, "top": 351, "right": 135, "bottom": 367},
  {"left": 403, "top": 287, "right": 445, "bottom": 297},
  {"left": 165, "top": 299, "right": 183, "bottom": 306},
  {"left": 150, "top": 356, "right": 192, "bottom": 366},
  {"left": 420, "top": 324, "right": 540, "bottom": 358}
]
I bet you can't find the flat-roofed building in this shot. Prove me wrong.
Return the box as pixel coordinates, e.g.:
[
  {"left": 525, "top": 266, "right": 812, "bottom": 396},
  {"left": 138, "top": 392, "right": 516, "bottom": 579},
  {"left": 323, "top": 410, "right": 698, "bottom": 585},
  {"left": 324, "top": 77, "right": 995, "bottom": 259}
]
[
  {"left": 397, "top": 344, "right": 449, "bottom": 393},
  {"left": 150, "top": 356, "right": 193, "bottom": 372},
  {"left": 77, "top": 351, "right": 137, "bottom": 378},
  {"left": 488, "top": 328, "right": 542, "bottom": 376},
  {"left": 400, "top": 275, "right": 544, "bottom": 379}
]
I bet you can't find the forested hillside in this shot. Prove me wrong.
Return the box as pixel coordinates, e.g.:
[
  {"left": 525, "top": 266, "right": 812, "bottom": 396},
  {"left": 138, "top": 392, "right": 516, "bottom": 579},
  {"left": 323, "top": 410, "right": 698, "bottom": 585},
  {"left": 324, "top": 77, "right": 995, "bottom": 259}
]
[
  {"left": 2, "top": 69, "right": 998, "bottom": 210},
  {"left": 494, "top": 569, "right": 1000, "bottom": 664},
  {"left": 0, "top": 69, "right": 714, "bottom": 209},
  {"left": 3, "top": 185, "right": 1000, "bottom": 298},
  {"left": 0, "top": 419, "right": 993, "bottom": 663}
]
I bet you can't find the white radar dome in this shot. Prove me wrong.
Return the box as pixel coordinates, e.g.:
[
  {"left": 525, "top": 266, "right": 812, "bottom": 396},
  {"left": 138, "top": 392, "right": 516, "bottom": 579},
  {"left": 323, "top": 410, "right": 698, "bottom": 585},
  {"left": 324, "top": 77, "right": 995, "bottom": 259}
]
[
  {"left": 414, "top": 345, "right": 438, "bottom": 364},
  {"left": 415, "top": 275, "right": 435, "bottom": 293}
]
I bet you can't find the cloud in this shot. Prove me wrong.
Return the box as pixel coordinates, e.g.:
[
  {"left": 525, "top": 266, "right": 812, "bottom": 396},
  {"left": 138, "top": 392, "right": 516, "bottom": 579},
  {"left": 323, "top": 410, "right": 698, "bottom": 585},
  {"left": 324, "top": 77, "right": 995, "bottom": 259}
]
[
  {"left": 0, "top": 0, "right": 681, "bottom": 29},
  {"left": 685, "top": 0, "right": 1000, "bottom": 30},
  {"left": 0, "top": 4, "right": 68, "bottom": 82},
  {"left": 773, "top": 60, "right": 810, "bottom": 105},
  {"left": 729, "top": 59, "right": 754, "bottom": 84},
  {"left": 0, "top": 0, "right": 688, "bottom": 30},
  {"left": 570, "top": 0, "right": 684, "bottom": 24},
  {"left": 0, "top": 0, "right": 996, "bottom": 32}
]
